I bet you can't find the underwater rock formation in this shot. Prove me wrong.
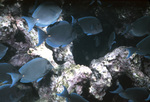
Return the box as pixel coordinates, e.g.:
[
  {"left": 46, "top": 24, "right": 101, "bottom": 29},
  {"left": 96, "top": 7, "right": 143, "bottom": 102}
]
[{"left": 0, "top": 0, "right": 150, "bottom": 102}]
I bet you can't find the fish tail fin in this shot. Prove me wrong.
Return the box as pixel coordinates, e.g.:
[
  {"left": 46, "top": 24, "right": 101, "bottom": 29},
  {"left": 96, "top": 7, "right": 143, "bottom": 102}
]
[
  {"left": 97, "top": 0, "right": 102, "bottom": 5},
  {"left": 7, "top": 73, "right": 22, "bottom": 87},
  {"left": 121, "top": 24, "right": 132, "bottom": 35},
  {"left": 89, "top": 0, "right": 102, "bottom": 5},
  {"left": 71, "top": 15, "right": 77, "bottom": 25},
  {"left": 145, "top": 94, "right": 150, "bottom": 101},
  {"left": 56, "top": 86, "right": 69, "bottom": 98},
  {"left": 110, "top": 83, "right": 124, "bottom": 94},
  {"left": 126, "top": 47, "right": 137, "bottom": 58},
  {"left": 36, "top": 28, "right": 48, "bottom": 46},
  {"left": 109, "top": 41, "right": 116, "bottom": 50},
  {"left": 22, "top": 16, "right": 36, "bottom": 32},
  {"left": 89, "top": 0, "right": 95, "bottom": 5}
]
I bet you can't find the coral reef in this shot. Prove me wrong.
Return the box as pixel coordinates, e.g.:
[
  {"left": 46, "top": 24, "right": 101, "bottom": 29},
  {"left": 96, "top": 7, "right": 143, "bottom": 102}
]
[{"left": 0, "top": 0, "right": 150, "bottom": 102}]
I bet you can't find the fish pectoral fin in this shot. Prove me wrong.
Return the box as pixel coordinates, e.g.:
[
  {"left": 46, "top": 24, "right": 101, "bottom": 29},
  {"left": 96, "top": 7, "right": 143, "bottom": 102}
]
[
  {"left": 36, "top": 77, "right": 43, "bottom": 82},
  {"left": 86, "top": 33, "right": 93, "bottom": 36},
  {"left": 22, "top": 16, "right": 36, "bottom": 32},
  {"left": 61, "top": 44, "right": 67, "bottom": 48}
]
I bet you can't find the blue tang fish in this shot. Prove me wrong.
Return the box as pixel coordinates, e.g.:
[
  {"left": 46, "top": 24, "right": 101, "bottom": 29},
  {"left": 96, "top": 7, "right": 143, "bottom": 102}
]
[
  {"left": 22, "top": 2, "right": 62, "bottom": 32},
  {"left": 77, "top": 16, "right": 103, "bottom": 35},
  {"left": 37, "top": 21, "right": 77, "bottom": 47},
  {"left": 0, "top": 43, "right": 8, "bottom": 60},
  {"left": 108, "top": 32, "right": 116, "bottom": 50},
  {"left": 57, "top": 86, "right": 89, "bottom": 102},
  {"left": 110, "top": 83, "right": 149, "bottom": 102},
  {"left": 8, "top": 57, "right": 53, "bottom": 87},
  {"left": 0, "top": 63, "right": 19, "bottom": 84},
  {"left": 0, "top": 84, "right": 25, "bottom": 102},
  {"left": 122, "top": 16, "right": 150, "bottom": 37},
  {"left": 127, "top": 35, "right": 150, "bottom": 59}
]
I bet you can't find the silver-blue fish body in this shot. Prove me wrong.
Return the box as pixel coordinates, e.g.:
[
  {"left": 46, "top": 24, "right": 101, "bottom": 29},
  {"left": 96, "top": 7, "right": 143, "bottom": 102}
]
[
  {"left": 22, "top": 2, "right": 62, "bottom": 32},
  {"left": 32, "top": 2, "right": 62, "bottom": 27},
  {"left": 129, "top": 16, "right": 150, "bottom": 37},
  {"left": 46, "top": 21, "right": 77, "bottom": 47},
  {"left": 67, "top": 93, "right": 89, "bottom": 102},
  {"left": 19, "top": 57, "right": 52, "bottom": 83},
  {"left": 77, "top": 16, "right": 103, "bottom": 35},
  {"left": 123, "top": 88, "right": 149, "bottom": 102},
  {"left": 136, "top": 35, "right": 150, "bottom": 55},
  {"left": 110, "top": 84, "right": 149, "bottom": 102},
  {"left": 126, "top": 35, "right": 150, "bottom": 58}
]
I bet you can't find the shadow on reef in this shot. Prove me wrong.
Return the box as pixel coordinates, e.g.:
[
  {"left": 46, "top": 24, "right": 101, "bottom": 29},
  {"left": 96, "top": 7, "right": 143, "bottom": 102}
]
[
  {"left": 14, "top": 29, "right": 26, "bottom": 43},
  {"left": 37, "top": 70, "right": 55, "bottom": 87},
  {"left": 72, "top": 16, "right": 115, "bottom": 66},
  {"left": 1, "top": 0, "right": 150, "bottom": 102},
  {"left": 20, "top": 83, "right": 40, "bottom": 102},
  {"left": 71, "top": 0, "right": 150, "bottom": 66}
]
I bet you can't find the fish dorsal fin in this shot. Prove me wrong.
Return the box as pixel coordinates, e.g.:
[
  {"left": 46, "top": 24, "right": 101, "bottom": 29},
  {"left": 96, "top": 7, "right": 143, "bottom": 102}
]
[
  {"left": 22, "top": 16, "right": 36, "bottom": 32},
  {"left": 7, "top": 73, "right": 22, "bottom": 87},
  {"left": 36, "top": 27, "right": 48, "bottom": 46},
  {"left": 56, "top": 86, "right": 69, "bottom": 98}
]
